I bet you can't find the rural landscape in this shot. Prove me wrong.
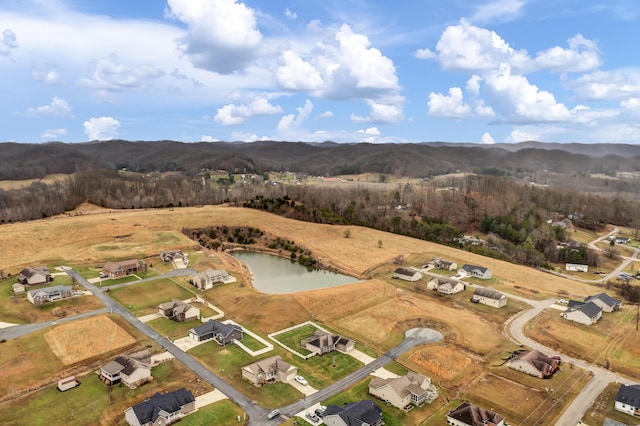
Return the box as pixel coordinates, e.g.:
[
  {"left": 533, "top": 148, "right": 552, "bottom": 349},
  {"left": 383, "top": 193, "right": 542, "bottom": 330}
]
[{"left": 1, "top": 140, "right": 640, "bottom": 426}]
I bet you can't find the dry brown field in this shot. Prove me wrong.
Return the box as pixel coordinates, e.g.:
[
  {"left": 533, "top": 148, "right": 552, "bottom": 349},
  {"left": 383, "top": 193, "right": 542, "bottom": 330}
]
[
  {"left": 525, "top": 308, "right": 640, "bottom": 379},
  {"left": 44, "top": 315, "right": 137, "bottom": 365},
  {"left": 0, "top": 174, "right": 69, "bottom": 190}
]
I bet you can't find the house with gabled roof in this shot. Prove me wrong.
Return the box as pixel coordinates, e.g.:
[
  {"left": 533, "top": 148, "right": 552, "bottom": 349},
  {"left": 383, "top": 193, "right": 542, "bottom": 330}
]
[
  {"left": 17, "top": 266, "right": 52, "bottom": 285},
  {"left": 100, "top": 351, "right": 152, "bottom": 389},
  {"left": 446, "top": 401, "right": 505, "bottom": 426},
  {"left": 323, "top": 400, "right": 383, "bottom": 426},
  {"left": 507, "top": 350, "right": 559, "bottom": 379},
  {"left": 459, "top": 264, "right": 492, "bottom": 279},
  {"left": 392, "top": 267, "right": 422, "bottom": 281},
  {"left": 561, "top": 301, "right": 602, "bottom": 326},
  {"left": 160, "top": 250, "right": 188, "bottom": 268},
  {"left": 585, "top": 293, "right": 622, "bottom": 313},
  {"left": 301, "top": 329, "right": 354, "bottom": 356},
  {"left": 426, "top": 277, "right": 464, "bottom": 294},
  {"left": 470, "top": 287, "right": 507, "bottom": 308},
  {"left": 124, "top": 388, "right": 195, "bottom": 426},
  {"left": 158, "top": 299, "right": 200, "bottom": 322},
  {"left": 241, "top": 355, "right": 298, "bottom": 387},
  {"left": 369, "top": 372, "right": 438, "bottom": 409},
  {"left": 565, "top": 263, "right": 588, "bottom": 272},
  {"left": 429, "top": 258, "right": 458, "bottom": 271},
  {"left": 27, "top": 285, "right": 73, "bottom": 305},
  {"left": 188, "top": 320, "right": 243, "bottom": 345},
  {"left": 103, "top": 259, "right": 143, "bottom": 278},
  {"left": 615, "top": 384, "right": 640, "bottom": 418},
  {"left": 189, "top": 269, "right": 232, "bottom": 290}
]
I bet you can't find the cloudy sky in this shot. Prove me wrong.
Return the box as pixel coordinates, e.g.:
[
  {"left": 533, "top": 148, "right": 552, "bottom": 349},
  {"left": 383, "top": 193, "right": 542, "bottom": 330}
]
[{"left": 1, "top": 0, "right": 639, "bottom": 144}]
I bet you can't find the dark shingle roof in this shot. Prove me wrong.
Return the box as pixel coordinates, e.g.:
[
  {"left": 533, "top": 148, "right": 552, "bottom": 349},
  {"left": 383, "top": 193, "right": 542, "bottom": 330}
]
[
  {"left": 585, "top": 292, "right": 621, "bottom": 308},
  {"left": 323, "top": 400, "right": 382, "bottom": 426},
  {"left": 472, "top": 287, "right": 504, "bottom": 300},
  {"left": 446, "top": 401, "right": 505, "bottom": 426},
  {"left": 190, "top": 320, "right": 241, "bottom": 338},
  {"left": 394, "top": 267, "right": 417, "bottom": 276},
  {"left": 461, "top": 264, "right": 489, "bottom": 274},
  {"left": 576, "top": 301, "right": 602, "bottom": 318},
  {"left": 615, "top": 384, "right": 640, "bottom": 408},
  {"left": 130, "top": 388, "right": 194, "bottom": 424}
]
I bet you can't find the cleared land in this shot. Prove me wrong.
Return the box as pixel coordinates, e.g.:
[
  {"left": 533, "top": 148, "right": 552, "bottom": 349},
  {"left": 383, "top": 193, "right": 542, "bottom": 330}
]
[
  {"left": 44, "top": 316, "right": 137, "bottom": 365},
  {"left": 108, "top": 279, "right": 195, "bottom": 316},
  {"left": 582, "top": 382, "right": 637, "bottom": 426}
]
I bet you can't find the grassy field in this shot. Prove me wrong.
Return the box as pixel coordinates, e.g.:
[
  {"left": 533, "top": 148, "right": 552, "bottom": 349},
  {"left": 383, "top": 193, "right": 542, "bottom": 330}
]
[
  {"left": 271, "top": 324, "right": 317, "bottom": 356},
  {"left": 525, "top": 307, "right": 640, "bottom": 378},
  {"left": 240, "top": 332, "right": 270, "bottom": 352},
  {"left": 180, "top": 399, "right": 248, "bottom": 426},
  {"left": 108, "top": 279, "right": 195, "bottom": 316},
  {"left": 147, "top": 317, "right": 201, "bottom": 339},
  {"left": 582, "top": 382, "right": 636, "bottom": 426},
  {"left": 0, "top": 359, "right": 208, "bottom": 426}
]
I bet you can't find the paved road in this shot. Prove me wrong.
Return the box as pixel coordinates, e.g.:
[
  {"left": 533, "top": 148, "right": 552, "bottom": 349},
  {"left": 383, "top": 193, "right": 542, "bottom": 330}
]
[
  {"left": 101, "top": 268, "right": 196, "bottom": 290},
  {"left": 0, "top": 307, "right": 110, "bottom": 340}
]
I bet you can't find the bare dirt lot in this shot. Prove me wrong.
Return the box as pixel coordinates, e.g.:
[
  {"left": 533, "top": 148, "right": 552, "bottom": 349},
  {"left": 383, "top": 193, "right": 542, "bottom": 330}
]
[{"left": 44, "top": 316, "right": 137, "bottom": 365}]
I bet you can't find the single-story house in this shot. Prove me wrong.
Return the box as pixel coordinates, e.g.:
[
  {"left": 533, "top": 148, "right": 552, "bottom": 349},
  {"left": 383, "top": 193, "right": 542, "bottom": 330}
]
[
  {"left": 102, "top": 259, "right": 142, "bottom": 278},
  {"left": 561, "top": 301, "right": 602, "bottom": 326},
  {"left": 585, "top": 293, "right": 622, "bottom": 313},
  {"left": 301, "top": 329, "right": 355, "bottom": 356},
  {"left": 507, "top": 350, "right": 559, "bottom": 379},
  {"left": 158, "top": 300, "right": 200, "bottom": 322},
  {"left": 446, "top": 401, "right": 505, "bottom": 426},
  {"left": 459, "top": 264, "right": 492, "bottom": 279},
  {"left": 124, "top": 388, "right": 195, "bottom": 426},
  {"left": 392, "top": 267, "right": 422, "bottom": 282},
  {"left": 100, "top": 351, "right": 152, "bottom": 389},
  {"left": 430, "top": 258, "right": 458, "bottom": 271},
  {"left": 57, "top": 376, "right": 79, "bottom": 392},
  {"left": 565, "top": 263, "right": 588, "bottom": 272},
  {"left": 17, "top": 266, "right": 52, "bottom": 286},
  {"left": 470, "top": 287, "right": 507, "bottom": 308},
  {"left": 189, "top": 269, "right": 231, "bottom": 290},
  {"left": 241, "top": 355, "right": 298, "bottom": 387},
  {"left": 27, "top": 285, "right": 73, "bottom": 305},
  {"left": 188, "top": 320, "right": 243, "bottom": 345},
  {"left": 609, "top": 236, "right": 631, "bottom": 245},
  {"left": 322, "top": 400, "right": 383, "bottom": 426},
  {"left": 12, "top": 283, "right": 26, "bottom": 294},
  {"left": 368, "top": 372, "right": 438, "bottom": 409},
  {"left": 160, "top": 250, "right": 188, "bottom": 266},
  {"left": 615, "top": 384, "right": 640, "bottom": 418},
  {"left": 426, "top": 277, "right": 465, "bottom": 294}
]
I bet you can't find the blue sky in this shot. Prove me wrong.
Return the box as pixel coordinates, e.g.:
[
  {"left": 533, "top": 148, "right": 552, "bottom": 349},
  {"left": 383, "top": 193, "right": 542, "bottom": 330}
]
[{"left": 1, "top": 0, "right": 640, "bottom": 144}]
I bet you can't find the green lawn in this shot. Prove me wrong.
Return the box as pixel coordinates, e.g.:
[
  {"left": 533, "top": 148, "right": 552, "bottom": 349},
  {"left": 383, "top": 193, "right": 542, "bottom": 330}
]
[
  {"left": 271, "top": 324, "right": 317, "bottom": 356},
  {"left": 355, "top": 342, "right": 378, "bottom": 358},
  {"left": 240, "top": 332, "right": 269, "bottom": 352},
  {"left": 180, "top": 400, "right": 248, "bottom": 425},
  {"left": 148, "top": 317, "right": 201, "bottom": 339},
  {"left": 109, "top": 279, "right": 194, "bottom": 315},
  {"left": 297, "top": 351, "right": 363, "bottom": 389},
  {"left": 382, "top": 361, "right": 409, "bottom": 376}
]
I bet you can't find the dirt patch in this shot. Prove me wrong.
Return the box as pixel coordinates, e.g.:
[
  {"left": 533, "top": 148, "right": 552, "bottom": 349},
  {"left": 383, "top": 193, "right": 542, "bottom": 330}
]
[
  {"left": 44, "top": 316, "right": 136, "bottom": 365},
  {"left": 408, "top": 344, "right": 476, "bottom": 382}
]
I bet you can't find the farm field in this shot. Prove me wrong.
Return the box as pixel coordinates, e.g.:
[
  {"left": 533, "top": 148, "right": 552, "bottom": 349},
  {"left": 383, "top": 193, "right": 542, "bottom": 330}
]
[
  {"left": 108, "top": 279, "right": 195, "bottom": 316},
  {"left": 525, "top": 307, "right": 640, "bottom": 378}
]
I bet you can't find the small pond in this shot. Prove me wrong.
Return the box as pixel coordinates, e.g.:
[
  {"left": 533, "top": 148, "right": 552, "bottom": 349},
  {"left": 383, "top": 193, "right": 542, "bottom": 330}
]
[{"left": 231, "top": 251, "right": 360, "bottom": 294}]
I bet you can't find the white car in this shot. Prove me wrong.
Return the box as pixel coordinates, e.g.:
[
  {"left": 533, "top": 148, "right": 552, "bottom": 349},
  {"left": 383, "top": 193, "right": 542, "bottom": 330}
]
[
  {"left": 558, "top": 299, "right": 568, "bottom": 304},
  {"left": 295, "top": 375, "right": 308, "bottom": 386}
]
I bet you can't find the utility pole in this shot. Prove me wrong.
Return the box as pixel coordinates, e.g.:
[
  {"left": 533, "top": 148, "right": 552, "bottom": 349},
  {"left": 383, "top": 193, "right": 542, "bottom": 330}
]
[{"left": 636, "top": 303, "right": 639, "bottom": 331}]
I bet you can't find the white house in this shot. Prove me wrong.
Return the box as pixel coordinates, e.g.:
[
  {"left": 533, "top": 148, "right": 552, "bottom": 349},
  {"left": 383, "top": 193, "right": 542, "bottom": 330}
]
[
  {"left": 615, "top": 384, "right": 640, "bottom": 418},
  {"left": 565, "top": 263, "right": 588, "bottom": 272},
  {"left": 368, "top": 372, "right": 438, "bottom": 409},
  {"left": 561, "top": 301, "right": 602, "bottom": 326},
  {"left": 585, "top": 293, "right": 622, "bottom": 313},
  {"left": 189, "top": 269, "right": 234, "bottom": 290},
  {"left": 27, "top": 285, "right": 73, "bottom": 305},
  {"left": 392, "top": 267, "right": 422, "bottom": 282},
  {"left": 459, "top": 264, "right": 492, "bottom": 279},
  {"left": 426, "top": 277, "right": 464, "bottom": 294},
  {"left": 470, "top": 287, "right": 507, "bottom": 308}
]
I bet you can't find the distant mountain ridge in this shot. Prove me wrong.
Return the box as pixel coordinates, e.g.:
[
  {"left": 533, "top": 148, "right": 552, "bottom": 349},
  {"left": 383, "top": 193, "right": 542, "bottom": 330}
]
[{"left": 1, "top": 140, "right": 639, "bottom": 180}]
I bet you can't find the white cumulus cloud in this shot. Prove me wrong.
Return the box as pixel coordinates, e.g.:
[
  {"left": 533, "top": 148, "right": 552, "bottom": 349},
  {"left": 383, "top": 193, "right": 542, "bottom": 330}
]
[
  {"left": 214, "top": 96, "right": 282, "bottom": 126},
  {"left": 275, "top": 50, "right": 324, "bottom": 91},
  {"left": 284, "top": 8, "right": 297, "bottom": 20},
  {"left": 572, "top": 69, "right": 640, "bottom": 101},
  {"left": 83, "top": 116, "right": 120, "bottom": 140},
  {"left": 351, "top": 99, "right": 404, "bottom": 123},
  {"left": 317, "top": 110, "right": 333, "bottom": 119},
  {"left": 468, "top": 0, "right": 526, "bottom": 24},
  {"left": 40, "top": 128, "right": 67, "bottom": 139},
  {"left": 26, "top": 97, "right": 73, "bottom": 117},
  {"left": 201, "top": 135, "right": 220, "bottom": 142},
  {"left": 480, "top": 132, "right": 495, "bottom": 144},
  {"left": 506, "top": 129, "right": 539, "bottom": 142},
  {"left": 277, "top": 99, "right": 314, "bottom": 132},
  {"left": 80, "top": 55, "right": 165, "bottom": 93},
  {"left": 533, "top": 34, "right": 600, "bottom": 73},
  {"left": 32, "top": 66, "right": 62, "bottom": 84}
]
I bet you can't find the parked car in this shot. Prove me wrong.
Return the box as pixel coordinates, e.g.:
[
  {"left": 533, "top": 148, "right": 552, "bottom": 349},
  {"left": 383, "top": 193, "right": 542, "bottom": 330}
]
[
  {"left": 558, "top": 299, "right": 568, "bottom": 304},
  {"left": 306, "top": 412, "right": 320, "bottom": 423},
  {"left": 315, "top": 407, "right": 326, "bottom": 418},
  {"left": 267, "top": 409, "right": 280, "bottom": 420},
  {"left": 295, "top": 375, "right": 308, "bottom": 386}
]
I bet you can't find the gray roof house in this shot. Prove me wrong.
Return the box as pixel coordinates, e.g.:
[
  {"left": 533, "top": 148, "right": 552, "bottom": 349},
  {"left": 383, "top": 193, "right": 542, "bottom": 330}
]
[
  {"left": 158, "top": 299, "right": 200, "bottom": 322},
  {"left": 470, "top": 287, "right": 507, "bottom": 308},
  {"left": 426, "top": 277, "right": 465, "bottom": 294},
  {"left": 459, "top": 264, "right": 492, "bottom": 279},
  {"left": 241, "top": 355, "right": 298, "bottom": 387},
  {"left": 446, "top": 401, "right": 505, "bottom": 426},
  {"left": 301, "top": 329, "right": 355, "bottom": 356},
  {"left": 124, "top": 388, "right": 195, "bottom": 426},
  {"left": 392, "top": 267, "right": 422, "bottom": 282},
  {"left": 615, "top": 384, "right": 640, "bottom": 418},
  {"left": 561, "top": 301, "right": 602, "bottom": 326},
  {"left": 322, "top": 400, "right": 383, "bottom": 426},
  {"left": 507, "top": 350, "right": 559, "bottom": 379},
  {"left": 188, "top": 320, "right": 243, "bottom": 345},
  {"left": 26, "top": 285, "right": 73, "bottom": 305},
  {"left": 189, "top": 269, "right": 232, "bottom": 290},
  {"left": 100, "top": 352, "right": 152, "bottom": 389},
  {"left": 585, "top": 293, "right": 622, "bottom": 313},
  {"left": 18, "top": 266, "right": 52, "bottom": 285}
]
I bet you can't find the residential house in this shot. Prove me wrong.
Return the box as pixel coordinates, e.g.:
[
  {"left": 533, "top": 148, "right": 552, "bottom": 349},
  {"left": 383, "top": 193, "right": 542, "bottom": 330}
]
[
  {"left": 241, "top": 355, "right": 298, "bottom": 387},
  {"left": 392, "top": 267, "right": 422, "bottom": 282},
  {"left": 124, "top": 388, "right": 195, "bottom": 426},
  {"left": 470, "top": 287, "right": 507, "bottom": 308},
  {"left": 160, "top": 250, "right": 189, "bottom": 268},
  {"left": 368, "top": 372, "right": 438, "bottom": 409},
  {"left": 426, "top": 277, "right": 465, "bottom": 295},
  {"left": 12, "top": 283, "right": 25, "bottom": 294},
  {"left": 609, "top": 236, "right": 631, "bottom": 245},
  {"left": 561, "top": 301, "right": 602, "bottom": 326},
  {"left": 446, "top": 401, "right": 505, "bottom": 426},
  {"left": 103, "top": 259, "right": 143, "bottom": 278},
  {"left": 301, "top": 329, "right": 355, "bottom": 356},
  {"left": 158, "top": 300, "right": 200, "bottom": 322},
  {"left": 459, "top": 264, "right": 492, "bottom": 279},
  {"left": 100, "top": 351, "right": 152, "bottom": 389},
  {"left": 615, "top": 384, "right": 640, "bottom": 418},
  {"left": 189, "top": 269, "right": 232, "bottom": 290},
  {"left": 27, "top": 285, "right": 73, "bottom": 305},
  {"left": 429, "top": 258, "right": 458, "bottom": 271},
  {"left": 323, "top": 400, "right": 383, "bottom": 426},
  {"left": 585, "top": 293, "right": 622, "bottom": 313},
  {"left": 17, "top": 266, "right": 52, "bottom": 285},
  {"left": 188, "top": 320, "right": 243, "bottom": 345},
  {"left": 565, "top": 263, "right": 588, "bottom": 272},
  {"left": 507, "top": 350, "right": 559, "bottom": 379},
  {"left": 57, "top": 376, "right": 78, "bottom": 392}
]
